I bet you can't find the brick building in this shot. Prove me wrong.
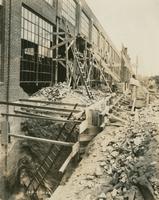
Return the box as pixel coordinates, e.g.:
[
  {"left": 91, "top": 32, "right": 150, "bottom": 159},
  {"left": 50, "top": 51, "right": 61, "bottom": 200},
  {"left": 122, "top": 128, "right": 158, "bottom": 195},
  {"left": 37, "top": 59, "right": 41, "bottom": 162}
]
[{"left": 0, "top": 0, "right": 132, "bottom": 102}]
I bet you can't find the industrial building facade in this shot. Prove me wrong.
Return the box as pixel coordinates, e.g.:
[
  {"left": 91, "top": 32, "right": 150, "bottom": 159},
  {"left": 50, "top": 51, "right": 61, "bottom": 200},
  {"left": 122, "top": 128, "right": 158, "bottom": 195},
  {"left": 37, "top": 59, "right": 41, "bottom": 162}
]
[{"left": 0, "top": 0, "right": 132, "bottom": 101}]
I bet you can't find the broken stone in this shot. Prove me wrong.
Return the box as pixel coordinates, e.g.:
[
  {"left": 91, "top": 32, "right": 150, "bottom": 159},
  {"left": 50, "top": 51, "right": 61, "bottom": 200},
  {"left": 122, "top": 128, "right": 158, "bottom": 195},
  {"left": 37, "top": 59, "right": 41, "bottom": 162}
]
[
  {"left": 133, "top": 137, "right": 142, "bottom": 145},
  {"left": 106, "top": 192, "right": 113, "bottom": 200},
  {"left": 100, "top": 162, "right": 106, "bottom": 167},
  {"left": 111, "top": 151, "right": 119, "bottom": 157},
  {"left": 111, "top": 189, "right": 118, "bottom": 197},
  {"left": 95, "top": 166, "right": 103, "bottom": 177},
  {"left": 86, "top": 175, "right": 94, "bottom": 180},
  {"left": 97, "top": 192, "right": 106, "bottom": 200}
]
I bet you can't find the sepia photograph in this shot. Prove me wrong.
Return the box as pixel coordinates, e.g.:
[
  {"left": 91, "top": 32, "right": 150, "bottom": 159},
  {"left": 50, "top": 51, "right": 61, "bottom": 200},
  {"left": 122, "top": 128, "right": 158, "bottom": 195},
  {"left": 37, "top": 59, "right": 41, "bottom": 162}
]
[{"left": 0, "top": 0, "right": 159, "bottom": 199}]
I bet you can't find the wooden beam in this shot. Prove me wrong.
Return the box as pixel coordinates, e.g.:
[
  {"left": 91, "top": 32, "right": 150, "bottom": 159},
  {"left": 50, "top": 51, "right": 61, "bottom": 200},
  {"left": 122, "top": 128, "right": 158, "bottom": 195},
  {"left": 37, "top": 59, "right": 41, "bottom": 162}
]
[
  {"left": 19, "top": 99, "right": 86, "bottom": 108},
  {"left": 0, "top": 101, "right": 81, "bottom": 113},
  {"left": 59, "top": 142, "right": 80, "bottom": 173},
  {"left": 108, "top": 113, "right": 127, "bottom": 124},
  {"left": 50, "top": 38, "right": 74, "bottom": 50},
  {"left": 66, "top": 39, "right": 75, "bottom": 52},
  {"left": 1, "top": 113, "right": 82, "bottom": 124},
  {"left": 14, "top": 108, "right": 70, "bottom": 117},
  {"left": 9, "top": 134, "right": 74, "bottom": 147}
]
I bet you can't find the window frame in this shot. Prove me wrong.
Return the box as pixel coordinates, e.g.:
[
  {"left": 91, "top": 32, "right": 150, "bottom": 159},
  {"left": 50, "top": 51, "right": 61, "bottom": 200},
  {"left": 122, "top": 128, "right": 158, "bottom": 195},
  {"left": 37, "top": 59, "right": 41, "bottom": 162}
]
[
  {"left": 81, "top": 11, "right": 90, "bottom": 39},
  {"left": 61, "top": 0, "right": 77, "bottom": 26}
]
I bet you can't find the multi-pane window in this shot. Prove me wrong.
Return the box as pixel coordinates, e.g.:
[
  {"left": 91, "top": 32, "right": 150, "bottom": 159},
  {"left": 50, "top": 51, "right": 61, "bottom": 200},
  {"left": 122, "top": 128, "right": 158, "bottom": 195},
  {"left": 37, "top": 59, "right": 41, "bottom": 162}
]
[
  {"left": 45, "top": 0, "right": 56, "bottom": 7},
  {"left": 92, "top": 25, "right": 99, "bottom": 47},
  {"left": 21, "top": 6, "right": 53, "bottom": 83},
  {"left": 99, "top": 35, "right": 105, "bottom": 54},
  {"left": 105, "top": 41, "right": 109, "bottom": 52},
  {"left": 81, "top": 11, "right": 90, "bottom": 38},
  {"left": 62, "top": 0, "right": 76, "bottom": 26},
  {"left": 114, "top": 52, "right": 120, "bottom": 63}
]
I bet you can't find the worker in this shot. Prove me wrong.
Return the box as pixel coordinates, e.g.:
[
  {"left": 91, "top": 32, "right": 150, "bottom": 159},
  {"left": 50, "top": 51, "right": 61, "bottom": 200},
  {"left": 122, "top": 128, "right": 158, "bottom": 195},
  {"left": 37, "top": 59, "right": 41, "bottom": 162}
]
[
  {"left": 129, "top": 74, "right": 140, "bottom": 106},
  {"left": 111, "top": 81, "right": 117, "bottom": 93},
  {"left": 148, "top": 78, "right": 157, "bottom": 93}
]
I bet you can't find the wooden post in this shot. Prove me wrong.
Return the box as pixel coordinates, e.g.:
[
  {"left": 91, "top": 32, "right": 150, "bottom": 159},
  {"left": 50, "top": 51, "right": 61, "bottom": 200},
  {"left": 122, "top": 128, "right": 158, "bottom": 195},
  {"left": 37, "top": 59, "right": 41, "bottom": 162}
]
[
  {"left": 55, "top": 17, "right": 60, "bottom": 84},
  {"left": 76, "top": 1, "right": 82, "bottom": 35},
  {"left": 1, "top": 120, "right": 9, "bottom": 200},
  {"left": 65, "top": 23, "right": 69, "bottom": 84}
]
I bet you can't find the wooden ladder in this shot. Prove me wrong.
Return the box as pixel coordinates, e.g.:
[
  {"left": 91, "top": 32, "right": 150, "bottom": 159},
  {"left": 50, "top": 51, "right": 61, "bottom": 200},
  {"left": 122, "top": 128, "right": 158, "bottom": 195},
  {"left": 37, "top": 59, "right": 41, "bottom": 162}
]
[
  {"left": 73, "top": 48, "right": 94, "bottom": 100},
  {"left": 26, "top": 104, "right": 79, "bottom": 199}
]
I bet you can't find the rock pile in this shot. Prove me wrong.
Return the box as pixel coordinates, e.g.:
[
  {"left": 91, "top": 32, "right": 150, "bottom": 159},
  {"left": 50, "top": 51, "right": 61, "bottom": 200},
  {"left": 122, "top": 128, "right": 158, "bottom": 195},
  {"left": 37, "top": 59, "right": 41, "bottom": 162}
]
[
  {"left": 51, "top": 102, "right": 159, "bottom": 200},
  {"left": 97, "top": 120, "right": 159, "bottom": 200},
  {"left": 32, "top": 82, "right": 72, "bottom": 101},
  {"left": 32, "top": 82, "right": 108, "bottom": 104}
]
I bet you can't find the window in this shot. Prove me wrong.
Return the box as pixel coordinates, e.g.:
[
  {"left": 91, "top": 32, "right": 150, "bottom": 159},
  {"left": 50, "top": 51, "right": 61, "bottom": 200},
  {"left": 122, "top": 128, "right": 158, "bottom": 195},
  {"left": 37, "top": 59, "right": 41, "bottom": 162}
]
[
  {"left": 45, "top": 0, "right": 56, "bottom": 7},
  {"left": 21, "top": 6, "right": 53, "bottom": 83},
  {"left": 92, "top": 25, "right": 99, "bottom": 47},
  {"left": 81, "top": 11, "right": 90, "bottom": 38},
  {"left": 105, "top": 41, "right": 109, "bottom": 52},
  {"left": 99, "top": 35, "right": 105, "bottom": 54},
  {"left": 62, "top": 0, "right": 76, "bottom": 26}
]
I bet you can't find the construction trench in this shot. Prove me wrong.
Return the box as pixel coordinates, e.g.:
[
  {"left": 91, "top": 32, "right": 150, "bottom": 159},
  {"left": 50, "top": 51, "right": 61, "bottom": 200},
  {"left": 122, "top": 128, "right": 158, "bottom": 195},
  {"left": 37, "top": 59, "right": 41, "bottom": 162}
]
[
  {"left": 0, "top": 79, "right": 159, "bottom": 200},
  {"left": 0, "top": 2, "right": 159, "bottom": 199}
]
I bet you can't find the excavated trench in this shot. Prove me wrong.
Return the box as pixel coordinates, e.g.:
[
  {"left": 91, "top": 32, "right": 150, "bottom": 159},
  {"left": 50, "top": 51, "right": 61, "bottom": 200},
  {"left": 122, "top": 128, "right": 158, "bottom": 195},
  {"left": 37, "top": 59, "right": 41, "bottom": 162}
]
[
  {"left": 5, "top": 111, "right": 83, "bottom": 200},
  {"left": 1, "top": 83, "right": 104, "bottom": 200}
]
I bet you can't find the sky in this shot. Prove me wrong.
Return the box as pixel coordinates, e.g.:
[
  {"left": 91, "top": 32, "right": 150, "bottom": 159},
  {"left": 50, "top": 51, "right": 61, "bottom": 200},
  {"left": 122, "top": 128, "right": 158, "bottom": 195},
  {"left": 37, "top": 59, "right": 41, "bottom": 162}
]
[{"left": 86, "top": 0, "right": 159, "bottom": 76}]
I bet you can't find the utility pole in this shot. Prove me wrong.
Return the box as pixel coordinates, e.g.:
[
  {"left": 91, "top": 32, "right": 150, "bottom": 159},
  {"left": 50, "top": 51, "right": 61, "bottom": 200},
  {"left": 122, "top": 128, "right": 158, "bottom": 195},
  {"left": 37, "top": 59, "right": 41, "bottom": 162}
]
[{"left": 136, "top": 56, "right": 138, "bottom": 77}]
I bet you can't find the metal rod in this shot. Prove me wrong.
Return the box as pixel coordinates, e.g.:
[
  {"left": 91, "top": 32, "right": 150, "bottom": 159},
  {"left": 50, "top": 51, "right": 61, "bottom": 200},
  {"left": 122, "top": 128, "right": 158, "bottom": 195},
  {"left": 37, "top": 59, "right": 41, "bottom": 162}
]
[
  {"left": 1, "top": 113, "right": 82, "bottom": 124},
  {"left": 19, "top": 99, "right": 86, "bottom": 107},
  {"left": 9, "top": 134, "right": 74, "bottom": 147},
  {"left": 0, "top": 101, "right": 80, "bottom": 113}
]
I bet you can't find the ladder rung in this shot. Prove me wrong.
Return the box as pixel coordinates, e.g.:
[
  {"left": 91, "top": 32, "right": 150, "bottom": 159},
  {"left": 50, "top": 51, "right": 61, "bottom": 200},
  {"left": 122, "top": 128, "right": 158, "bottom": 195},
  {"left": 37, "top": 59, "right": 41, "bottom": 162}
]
[
  {"left": 47, "top": 156, "right": 53, "bottom": 162},
  {"left": 37, "top": 171, "right": 43, "bottom": 179},
  {"left": 50, "top": 151, "right": 56, "bottom": 157},
  {"left": 60, "top": 133, "right": 67, "bottom": 139},
  {"left": 41, "top": 166, "right": 47, "bottom": 173},
  {"left": 34, "top": 176, "right": 40, "bottom": 184},
  {"left": 44, "top": 161, "right": 50, "bottom": 168},
  {"left": 54, "top": 145, "right": 61, "bottom": 151}
]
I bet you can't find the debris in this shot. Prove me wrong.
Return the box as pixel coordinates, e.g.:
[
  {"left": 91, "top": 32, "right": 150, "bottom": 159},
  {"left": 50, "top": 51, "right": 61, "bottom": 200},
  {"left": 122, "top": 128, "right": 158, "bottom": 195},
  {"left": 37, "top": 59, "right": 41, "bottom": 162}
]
[{"left": 97, "top": 192, "right": 106, "bottom": 200}]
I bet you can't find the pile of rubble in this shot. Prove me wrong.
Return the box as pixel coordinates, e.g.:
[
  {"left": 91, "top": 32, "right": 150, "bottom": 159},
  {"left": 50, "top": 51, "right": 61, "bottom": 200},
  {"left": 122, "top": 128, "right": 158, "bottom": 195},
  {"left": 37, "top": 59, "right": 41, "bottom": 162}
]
[
  {"left": 51, "top": 102, "right": 159, "bottom": 200},
  {"left": 32, "top": 82, "right": 108, "bottom": 104}
]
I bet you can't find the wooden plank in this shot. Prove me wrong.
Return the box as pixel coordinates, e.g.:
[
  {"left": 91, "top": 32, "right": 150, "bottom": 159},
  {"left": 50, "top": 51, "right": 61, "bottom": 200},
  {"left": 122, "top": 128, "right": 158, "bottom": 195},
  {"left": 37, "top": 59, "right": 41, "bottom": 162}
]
[
  {"left": 1, "top": 113, "right": 82, "bottom": 124},
  {"left": 50, "top": 38, "right": 74, "bottom": 50},
  {"left": 109, "top": 113, "right": 127, "bottom": 124},
  {"left": 79, "top": 120, "right": 89, "bottom": 134},
  {"left": 9, "top": 134, "right": 74, "bottom": 147},
  {"left": 19, "top": 99, "right": 86, "bottom": 107},
  {"left": 15, "top": 108, "right": 70, "bottom": 117},
  {"left": 131, "top": 98, "right": 136, "bottom": 112},
  {"left": 59, "top": 142, "right": 80, "bottom": 173},
  {"left": 0, "top": 101, "right": 80, "bottom": 113}
]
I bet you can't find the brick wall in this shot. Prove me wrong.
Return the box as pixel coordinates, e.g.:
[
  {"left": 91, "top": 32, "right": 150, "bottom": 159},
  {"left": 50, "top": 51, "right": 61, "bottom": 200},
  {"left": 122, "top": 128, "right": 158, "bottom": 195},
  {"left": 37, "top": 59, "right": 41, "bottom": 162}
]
[{"left": 0, "top": 0, "right": 58, "bottom": 102}]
